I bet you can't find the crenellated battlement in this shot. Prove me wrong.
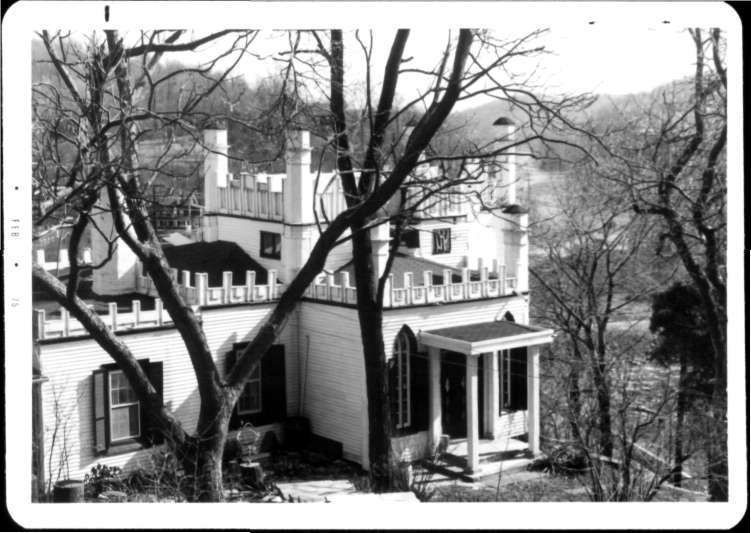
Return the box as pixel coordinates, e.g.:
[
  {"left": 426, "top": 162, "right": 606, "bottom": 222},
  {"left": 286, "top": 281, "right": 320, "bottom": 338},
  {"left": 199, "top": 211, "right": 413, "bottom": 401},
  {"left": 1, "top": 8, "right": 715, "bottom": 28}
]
[
  {"left": 304, "top": 257, "right": 525, "bottom": 308},
  {"left": 35, "top": 268, "right": 283, "bottom": 340}
]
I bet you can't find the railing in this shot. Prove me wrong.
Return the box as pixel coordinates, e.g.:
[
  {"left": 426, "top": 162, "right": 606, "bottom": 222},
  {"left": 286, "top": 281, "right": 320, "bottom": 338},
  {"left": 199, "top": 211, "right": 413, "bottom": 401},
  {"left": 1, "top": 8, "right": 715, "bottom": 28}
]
[
  {"left": 34, "top": 299, "right": 173, "bottom": 340},
  {"left": 215, "top": 172, "right": 284, "bottom": 221},
  {"left": 136, "top": 266, "right": 280, "bottom": 307},
  {"left": 35, "top": 248, "right": 92, "bottom": 271},
  {"left": 305, "top": 260, "right": 524, "bottom": 308},
  {"left": 35, "top": 268, "right": 284, "bottom": 340}
]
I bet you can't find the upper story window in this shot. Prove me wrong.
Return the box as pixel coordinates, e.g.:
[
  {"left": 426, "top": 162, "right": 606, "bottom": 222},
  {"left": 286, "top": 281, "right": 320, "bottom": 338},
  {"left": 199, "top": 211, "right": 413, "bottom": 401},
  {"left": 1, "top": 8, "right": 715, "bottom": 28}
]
[
  {"left": 432, "top": 228, "right": 452, "bottom": 255},
  {"left": 400, "top": 229, "right": 420, "bottom": 249},
  {"left": 260, "top": 231, "right": 281, "bottom": 259}
]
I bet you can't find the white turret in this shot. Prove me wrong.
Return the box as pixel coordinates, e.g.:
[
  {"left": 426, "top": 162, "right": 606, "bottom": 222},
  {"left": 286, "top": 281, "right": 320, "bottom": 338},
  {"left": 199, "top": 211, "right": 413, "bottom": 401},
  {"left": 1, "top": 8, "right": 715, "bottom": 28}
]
[{"left": 91, "top": 187, "right": 139, "bottom": 296}]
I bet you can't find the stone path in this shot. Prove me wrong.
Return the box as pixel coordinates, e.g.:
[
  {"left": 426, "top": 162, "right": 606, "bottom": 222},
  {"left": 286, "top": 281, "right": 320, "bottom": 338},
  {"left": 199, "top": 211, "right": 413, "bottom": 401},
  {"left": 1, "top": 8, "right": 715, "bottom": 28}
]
[{"left": 274, "top": 479, "right": 420, "bottom": 503}]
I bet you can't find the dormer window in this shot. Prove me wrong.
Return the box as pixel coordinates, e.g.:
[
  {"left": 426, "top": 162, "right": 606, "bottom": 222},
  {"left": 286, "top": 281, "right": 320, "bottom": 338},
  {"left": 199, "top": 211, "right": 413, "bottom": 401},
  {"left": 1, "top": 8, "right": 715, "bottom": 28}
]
[{"left": 432, "top": 228, "right": 451, "bottom": 255}]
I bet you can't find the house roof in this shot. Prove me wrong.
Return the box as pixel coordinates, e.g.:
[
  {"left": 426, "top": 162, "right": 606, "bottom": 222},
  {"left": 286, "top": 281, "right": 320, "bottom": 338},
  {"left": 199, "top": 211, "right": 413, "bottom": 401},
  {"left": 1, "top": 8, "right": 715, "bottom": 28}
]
[
  {"left": 164, "top": 240, "right": 269, "bottom": 285},
  {"left": 419, "top": 320, "right": 554, "bottom": 355},
  {"left": 425, "top": 320, "right": 544, "bottom": 342},
  {"left": 336, "top": 252, "right": 464, "bottom": 288}
]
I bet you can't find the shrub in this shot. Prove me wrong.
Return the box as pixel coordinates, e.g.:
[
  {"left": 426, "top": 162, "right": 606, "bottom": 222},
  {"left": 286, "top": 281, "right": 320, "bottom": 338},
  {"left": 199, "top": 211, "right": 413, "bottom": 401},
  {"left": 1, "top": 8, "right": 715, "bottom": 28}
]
[{"left": 84, "top": 464, "right": 125, "bottom": 498}]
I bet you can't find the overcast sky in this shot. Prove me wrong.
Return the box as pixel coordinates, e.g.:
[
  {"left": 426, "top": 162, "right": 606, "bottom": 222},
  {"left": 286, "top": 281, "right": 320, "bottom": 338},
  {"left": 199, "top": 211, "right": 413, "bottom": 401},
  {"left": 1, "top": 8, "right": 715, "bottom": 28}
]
[{"left": 178, "top": 23, "right": 698, "bottom": 111}]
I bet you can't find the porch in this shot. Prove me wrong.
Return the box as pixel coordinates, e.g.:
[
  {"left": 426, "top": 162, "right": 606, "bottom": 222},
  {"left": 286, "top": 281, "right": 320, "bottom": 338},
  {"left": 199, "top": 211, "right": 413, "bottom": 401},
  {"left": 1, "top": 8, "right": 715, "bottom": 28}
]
[
  {"left": 418, "top": 320, "right": 554, "bottom": 475},
  {"left": 425, "top": 436, "right": 532, "bottom": 482}
]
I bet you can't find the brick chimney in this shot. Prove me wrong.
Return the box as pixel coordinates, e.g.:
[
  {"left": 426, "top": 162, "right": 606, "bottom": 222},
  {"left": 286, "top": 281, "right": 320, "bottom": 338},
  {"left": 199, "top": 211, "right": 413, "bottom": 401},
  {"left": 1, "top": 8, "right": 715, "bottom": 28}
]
[{"left": 203, "top": 128, "right": 229, "bottom": 212}]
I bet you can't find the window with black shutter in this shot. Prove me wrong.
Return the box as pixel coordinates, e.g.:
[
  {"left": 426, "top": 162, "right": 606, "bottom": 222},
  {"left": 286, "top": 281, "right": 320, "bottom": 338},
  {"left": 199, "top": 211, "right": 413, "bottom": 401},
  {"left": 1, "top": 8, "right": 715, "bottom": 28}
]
[
  {"left": 92, "top": 359, "right": 164, "bottom": 455},
  {"left": 225, "top": 343, "right": 286, "bottom": 429}
]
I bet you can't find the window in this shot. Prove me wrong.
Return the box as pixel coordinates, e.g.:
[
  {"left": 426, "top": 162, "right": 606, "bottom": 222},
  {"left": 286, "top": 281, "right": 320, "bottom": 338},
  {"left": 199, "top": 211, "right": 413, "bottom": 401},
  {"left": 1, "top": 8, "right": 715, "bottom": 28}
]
[
  {"left": 260, "top": 231, "right": 281, "bottom": 259},
  {"left": 499, "top": 347, "right": 527, "bottom": 412},
  {"left": 237, "top": 362, "right": 262, "bottom": 415},
  {"left": 392, "top": 331, "right": 411, "bottom": 429},
  {"left": 432, "top": 228, "right": 451, "bottom": 254},
  {"left": 400, "top": 229, "right": 420, "bottom": 249},
  {"left": 109, "top": 370, "right": 141, "bottom": 441},
  {"left": 92, "top": 360, "right": 163, "bottom": 454},
  {"left": 225, "top": 343, "right": 287, "bottom": 429}
]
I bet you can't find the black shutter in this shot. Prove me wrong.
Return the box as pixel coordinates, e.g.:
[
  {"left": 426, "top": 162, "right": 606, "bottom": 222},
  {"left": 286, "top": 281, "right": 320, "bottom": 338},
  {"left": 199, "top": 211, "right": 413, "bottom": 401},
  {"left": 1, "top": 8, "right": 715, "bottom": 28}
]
[
  {"left": 388, "top": 357, "right": 399, "bottom": 431},
  {"left": 258, "top": 345, "right": 286, "bottom": 425},
  {"left": 140, "top": 361, "right": 164, "bottom": 446},
  {"left": 510, "top": 347, "right": 527, "bottom": 410},
  {"left": 225, "top": 346, "right": 241, "bottom": 430},
  {"left": 92, "top": 368, "right": 109, "bottom": 454},
  {"left": 410, "top": 351, "right": 429, "bottom": 431}
]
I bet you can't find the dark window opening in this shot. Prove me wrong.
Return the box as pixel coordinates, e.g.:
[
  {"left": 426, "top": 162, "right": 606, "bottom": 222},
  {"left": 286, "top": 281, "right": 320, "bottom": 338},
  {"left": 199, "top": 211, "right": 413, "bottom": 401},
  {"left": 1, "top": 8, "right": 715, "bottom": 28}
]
[
  {"left": 499, "top": 347, "right": 527, "bottom": 412},
  {"left": 401, "top": 229, "right": 421, "bottom": 249},
  {"left": 260, "top": 231, "right": 281, "bottom": 259}
]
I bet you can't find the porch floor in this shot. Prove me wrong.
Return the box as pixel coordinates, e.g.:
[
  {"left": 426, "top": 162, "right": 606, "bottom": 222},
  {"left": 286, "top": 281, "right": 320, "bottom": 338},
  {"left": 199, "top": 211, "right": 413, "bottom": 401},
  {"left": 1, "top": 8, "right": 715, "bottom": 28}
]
[{"left": 425, "top": 436, "right": 534, "bottom": 482}]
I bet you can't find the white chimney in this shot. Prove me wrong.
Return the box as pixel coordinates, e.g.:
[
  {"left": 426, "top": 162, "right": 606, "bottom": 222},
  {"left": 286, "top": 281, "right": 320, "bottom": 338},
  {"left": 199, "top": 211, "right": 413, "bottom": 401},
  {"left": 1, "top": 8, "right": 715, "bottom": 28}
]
[
  {"left": 203, "top": 128, "right": 229, "bottom": 212},
  {"left": 370, "top": 221, "right": 391, "bottom": 289},
  {"left": 283, "top": 130, "right": 314, "bottom": 225},
  {"left": 491, "top": 117, "right": 517, "bottom": 206},
  {"left": 91, "top": 187, "right": 139, "bottom": 296}
]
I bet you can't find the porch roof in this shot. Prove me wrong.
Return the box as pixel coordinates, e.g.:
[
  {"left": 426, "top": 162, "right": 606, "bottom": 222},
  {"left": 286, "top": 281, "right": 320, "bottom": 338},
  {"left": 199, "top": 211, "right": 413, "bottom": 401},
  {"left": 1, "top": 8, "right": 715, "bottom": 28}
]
[{"left": 419, "top": 320, "right": 554, "bottom": 356}]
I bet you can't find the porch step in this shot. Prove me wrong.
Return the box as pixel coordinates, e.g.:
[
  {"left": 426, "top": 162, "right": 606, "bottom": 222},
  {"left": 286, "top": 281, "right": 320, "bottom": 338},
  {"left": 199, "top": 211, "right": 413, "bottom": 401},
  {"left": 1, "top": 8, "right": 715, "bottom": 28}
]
[
  {"left": 420, "top": 456, "right": 474, "bottom": 483},
  {"left": 420, "top": 450, "right": 536, "bottom": 483}
]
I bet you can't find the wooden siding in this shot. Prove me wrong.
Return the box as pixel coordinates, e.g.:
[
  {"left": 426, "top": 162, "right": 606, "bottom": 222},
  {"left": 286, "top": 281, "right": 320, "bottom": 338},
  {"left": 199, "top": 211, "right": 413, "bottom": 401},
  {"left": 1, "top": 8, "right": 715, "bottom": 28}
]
[
  {"left": 215, "top": 216, "right": 283, "bottom": 273},
  {"left": 297, "top": 302, "right": 366, "bottom": 464},
  {"left": 412, "top": 219, "right": 470, "bottom": 269},
  {"left": 382, "top": 296, "right": 529, "bottom": 360},
  {"left": 496, "top": 410, "right": 527, "bottom": 438},
  {"left": 38, "top": 302, "right": 297, "bottom": 484}
]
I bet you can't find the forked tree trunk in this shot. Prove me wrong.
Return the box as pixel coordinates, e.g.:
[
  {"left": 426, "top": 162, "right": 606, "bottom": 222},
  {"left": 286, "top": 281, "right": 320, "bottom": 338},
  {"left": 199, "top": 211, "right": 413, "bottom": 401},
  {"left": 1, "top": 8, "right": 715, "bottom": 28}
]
[{"left": 179, "top": 402, "right": 233, "bottom": 502}]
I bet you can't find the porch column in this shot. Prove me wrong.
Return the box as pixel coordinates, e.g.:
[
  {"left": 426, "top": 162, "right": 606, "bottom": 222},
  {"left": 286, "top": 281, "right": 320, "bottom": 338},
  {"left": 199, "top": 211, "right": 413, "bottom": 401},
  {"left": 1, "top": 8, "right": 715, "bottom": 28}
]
[
  {"left": 527, "top": 345, "right": 540, "bottom": 455},
  {"left": 465, "top": 354, "right": 480, "bottom": 473},
  {"left": 428, "top": 346, "right": 442, "bottom": 452},
  {"left": 484, "top": 351, "right": 499, "bottom": 438}
]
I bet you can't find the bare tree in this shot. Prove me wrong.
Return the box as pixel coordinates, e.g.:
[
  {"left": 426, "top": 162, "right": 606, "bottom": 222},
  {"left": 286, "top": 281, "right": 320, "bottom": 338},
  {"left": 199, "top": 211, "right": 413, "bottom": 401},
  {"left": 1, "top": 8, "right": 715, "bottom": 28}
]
[
  {"left": 279, "top": 28, "right": 597, "bottom": 489},
  {"left": 605, "top": 28, "right": 727, "bottom": 500}
]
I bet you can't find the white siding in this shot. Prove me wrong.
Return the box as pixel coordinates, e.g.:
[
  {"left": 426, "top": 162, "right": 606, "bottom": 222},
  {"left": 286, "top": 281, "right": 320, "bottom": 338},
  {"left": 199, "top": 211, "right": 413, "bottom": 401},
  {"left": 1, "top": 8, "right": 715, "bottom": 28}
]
[
  {"left": 412, "top": 219, "right": 471, "bottom": 269},
  {"left": 215, "top": 216, "right": 284, "bottom": 273},
  {"left": 297, "top": 302, "right": 365, "bottom": 464},
  {"left": 382, "top": 295, "right": 529, "bottom": 359},
  {"left": 497, "top": 410, "right": 527, "bottom": 438},
  {"left": 38, "top": 302, "right": 297, "bottom": 484}
]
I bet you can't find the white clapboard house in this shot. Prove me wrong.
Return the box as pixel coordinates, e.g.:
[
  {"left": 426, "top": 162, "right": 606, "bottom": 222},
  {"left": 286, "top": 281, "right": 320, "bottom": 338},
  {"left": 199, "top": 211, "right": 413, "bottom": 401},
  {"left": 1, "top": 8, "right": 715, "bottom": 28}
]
[{"left": 33, "top": 120, "right": 553, "bottom": 487}]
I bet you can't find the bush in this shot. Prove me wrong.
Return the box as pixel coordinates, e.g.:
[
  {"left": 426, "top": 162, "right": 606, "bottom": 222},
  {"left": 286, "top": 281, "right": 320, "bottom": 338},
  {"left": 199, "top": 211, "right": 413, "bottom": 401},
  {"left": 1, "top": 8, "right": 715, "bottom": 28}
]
[
  {"left": 527, "top": 445, "right": 590, "bottom": 477},
  {"left": 84, "top": 464, "right": 125, "bottom": 498}
]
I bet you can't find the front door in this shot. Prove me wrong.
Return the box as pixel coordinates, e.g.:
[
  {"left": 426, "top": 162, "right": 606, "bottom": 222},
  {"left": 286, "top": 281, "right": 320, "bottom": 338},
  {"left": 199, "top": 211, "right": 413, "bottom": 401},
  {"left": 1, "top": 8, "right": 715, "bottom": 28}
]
[{"left": 441, "top": 351, "right": 483, "bottom": 438}]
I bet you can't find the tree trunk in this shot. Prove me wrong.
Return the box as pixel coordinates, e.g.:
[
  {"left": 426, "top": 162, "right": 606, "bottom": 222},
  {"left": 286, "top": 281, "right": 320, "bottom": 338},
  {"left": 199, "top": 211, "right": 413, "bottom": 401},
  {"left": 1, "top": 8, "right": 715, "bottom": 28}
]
[
  {"left": 350, "top": 222, "right": 393, "bottom": 492},
  {"left": 179, "top": 399, "right": 232, "bottom": 502},
  {"left": 592, "top": 358, "right": 613, "bottom": 458},
  {"left": 707, "top": 355, "right": 728, "bottom": 501},
  {"left": 672, "top": 352, "right": 688, "bottom": 486},
  {"left": 567, "top": 367, "right": 583, "bottom": 443}
]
